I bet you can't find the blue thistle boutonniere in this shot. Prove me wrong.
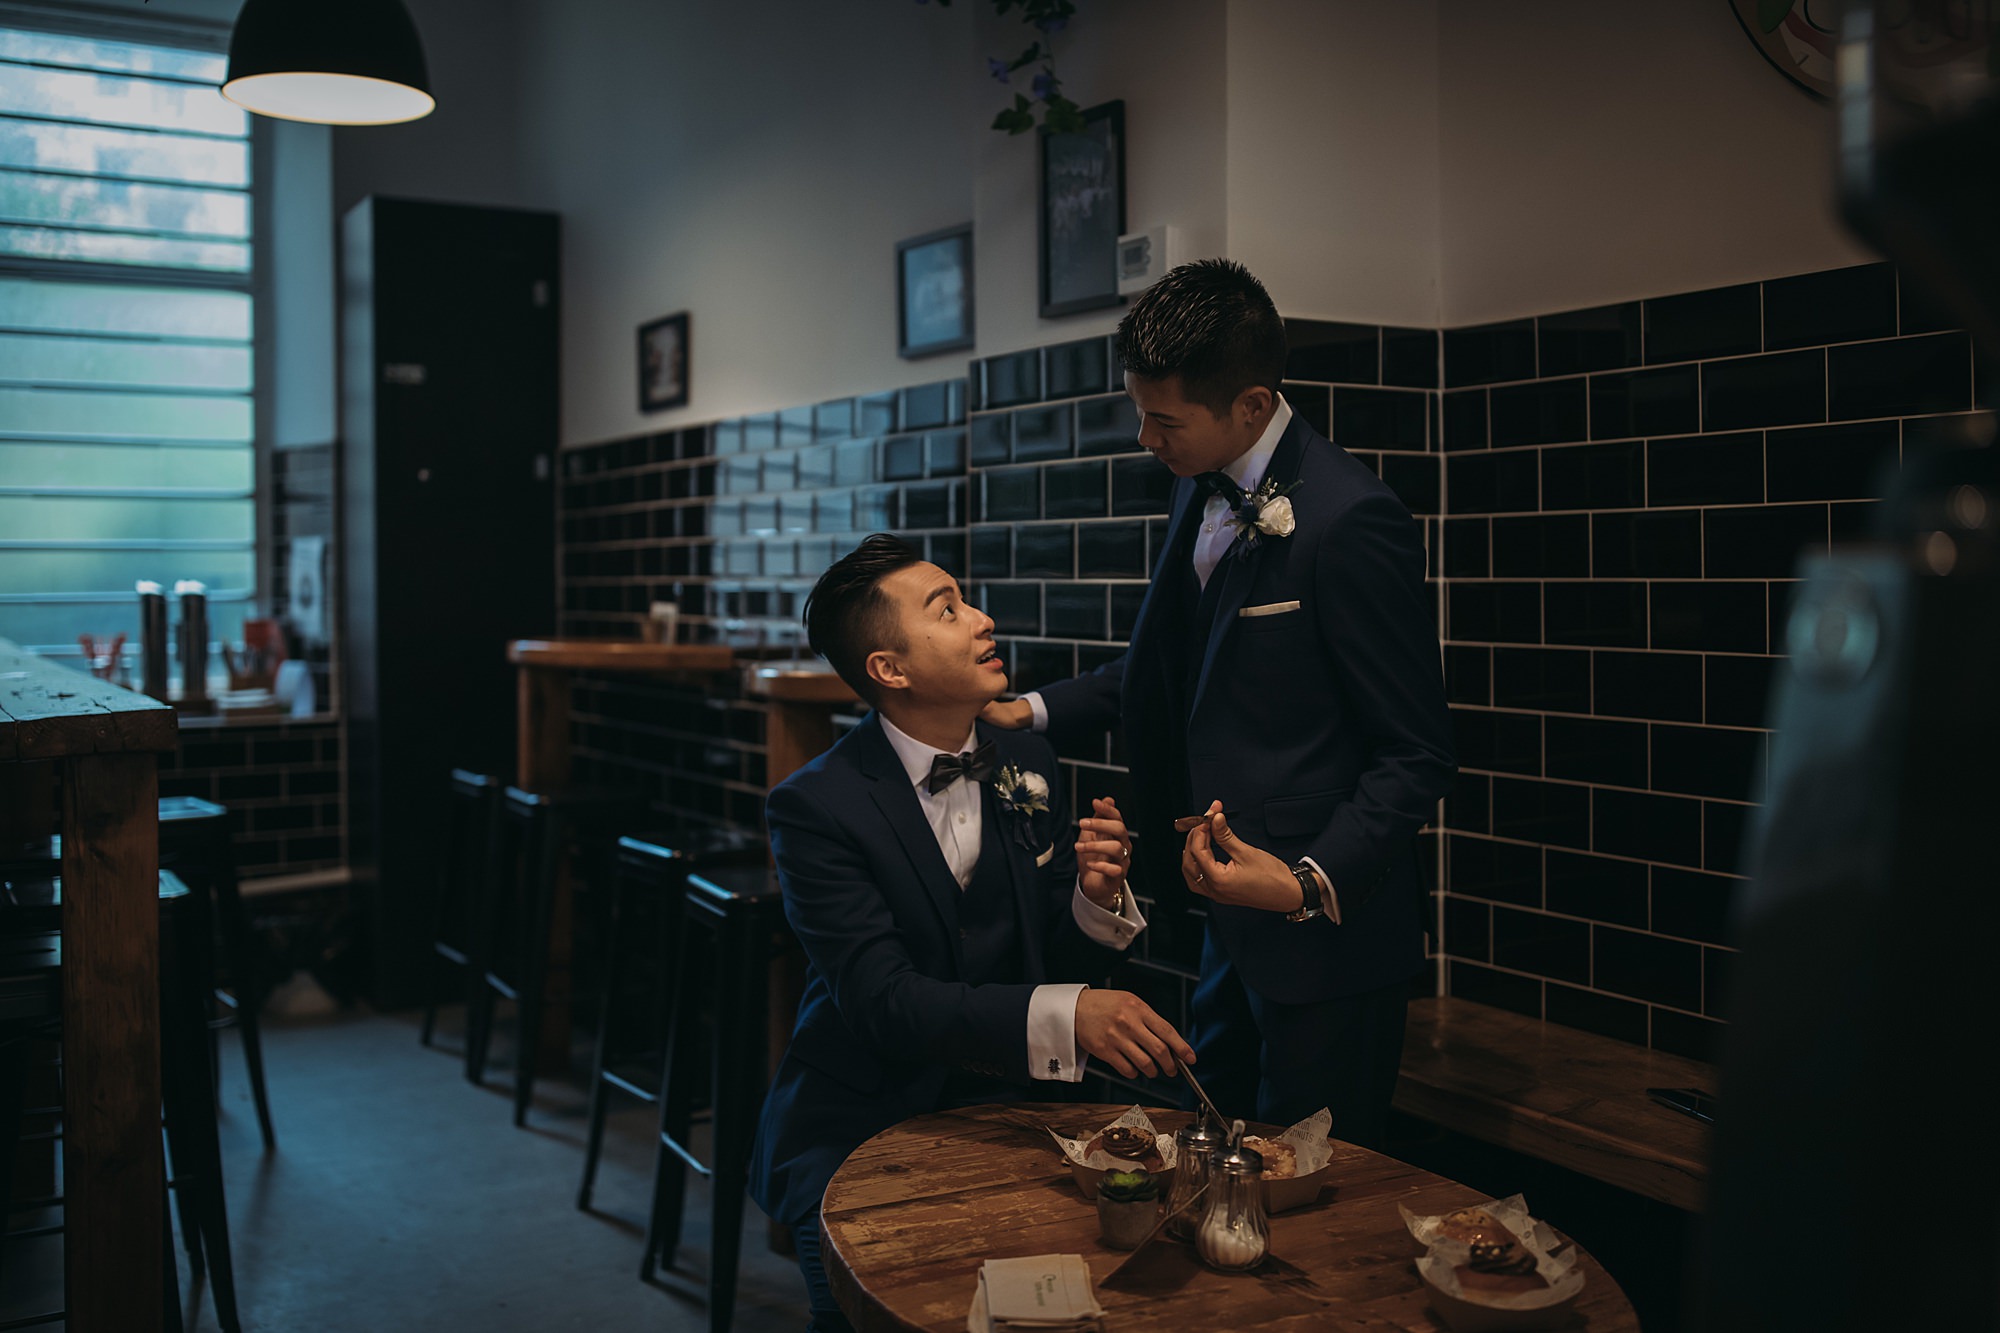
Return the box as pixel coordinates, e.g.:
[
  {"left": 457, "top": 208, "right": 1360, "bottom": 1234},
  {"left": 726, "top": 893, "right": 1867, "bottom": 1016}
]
[
  {"left": 992, "top": 764, "right": 1050, "bottom": 849},
  {"left": 1224, "top": 477, "right": 1302, "bottom": 553}
]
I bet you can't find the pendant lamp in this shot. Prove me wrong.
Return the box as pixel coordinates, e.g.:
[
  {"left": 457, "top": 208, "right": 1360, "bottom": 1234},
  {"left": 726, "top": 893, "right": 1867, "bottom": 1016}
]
[{"left": 221, "top": 0, "right": 435, "bottom": 126}]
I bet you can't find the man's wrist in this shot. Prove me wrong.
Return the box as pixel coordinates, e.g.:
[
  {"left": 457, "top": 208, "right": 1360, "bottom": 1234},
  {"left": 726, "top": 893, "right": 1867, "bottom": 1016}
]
[{"left": 1284, "top": 862, "right": 1324, "bottom": 922}]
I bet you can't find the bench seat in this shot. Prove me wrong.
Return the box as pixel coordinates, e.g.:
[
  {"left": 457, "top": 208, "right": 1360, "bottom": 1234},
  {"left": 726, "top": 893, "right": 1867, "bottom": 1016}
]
[{"left": 1394, "top": 996, "right": 1714, "bottom": 1211}]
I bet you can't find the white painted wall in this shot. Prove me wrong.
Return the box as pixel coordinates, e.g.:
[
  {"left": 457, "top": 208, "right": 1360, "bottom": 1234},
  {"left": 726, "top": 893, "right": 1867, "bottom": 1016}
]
[
  {"left": 1226, "top": 0, "right": 1442, "bottom": 329},
  {"left": 1435, "top": 0, "right": 1877, "bottom": 326},
  {"left": 971, "top": 0, "right": 1229, "bottom": 358}
]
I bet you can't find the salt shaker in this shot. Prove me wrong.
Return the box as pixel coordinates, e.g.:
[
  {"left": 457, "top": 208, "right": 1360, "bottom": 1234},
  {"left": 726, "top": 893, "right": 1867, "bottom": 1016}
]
[
  {"left": 1165, "top": 1115, "right": 1226, "bottom": 1241},
  {"left": 1195, "top": 1119, "right": 1269, "bottom": 1272}
]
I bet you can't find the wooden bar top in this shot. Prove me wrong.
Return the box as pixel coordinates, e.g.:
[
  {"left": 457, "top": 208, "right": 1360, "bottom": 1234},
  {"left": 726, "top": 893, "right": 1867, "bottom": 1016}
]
[
  {"left": 741, "top": 662, "right": 859, "bottom": 704},
  {"left": 822, "top": 1102, "right": 1639, "bottom": 1332},
  {"left": 1, "top": 638, "right": 177, "bottom": 760},
  {"left": 1394, "top": 996, "right": 1713, "bottom": 1211},
  {"left": 506, "top": 639, "right": 735, "bottom": 672}
]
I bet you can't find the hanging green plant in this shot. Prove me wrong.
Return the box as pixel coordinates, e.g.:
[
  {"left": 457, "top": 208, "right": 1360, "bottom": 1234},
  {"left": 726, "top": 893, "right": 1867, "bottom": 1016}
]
[{"left": 924, "top": 0, "right": 1085, "bottom": 134}]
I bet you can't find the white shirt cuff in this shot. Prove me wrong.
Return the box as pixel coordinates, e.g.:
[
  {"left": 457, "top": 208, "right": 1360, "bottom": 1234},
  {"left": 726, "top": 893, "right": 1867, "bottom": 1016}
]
[
  {"left": 1299, "top": 855, "right": 1341, "bottom": 925},
  {"left": 1027, "top": 982, "right": 1088, "bottom": 1082},
  {"left": 1024, "top": 691, "right": 1050, "bottom": 733},
  {"left": 1072, "top": 879, "right": 1145, "bottom": 947}
]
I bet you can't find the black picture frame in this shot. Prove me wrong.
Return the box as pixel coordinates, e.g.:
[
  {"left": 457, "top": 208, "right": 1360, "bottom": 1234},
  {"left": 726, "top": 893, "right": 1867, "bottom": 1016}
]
[
  {"left": 638, "top": 311, "right": 690, "bottom": 412},
  {"left": 895, "top": 223, "right": 976, "bottom": 359},
  {"left": 1039, "top": 99, "right": 1126, "bottom": 319}
]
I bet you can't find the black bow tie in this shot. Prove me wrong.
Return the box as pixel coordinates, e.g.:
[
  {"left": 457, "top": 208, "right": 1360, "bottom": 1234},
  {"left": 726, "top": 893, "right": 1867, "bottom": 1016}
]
[
  {"left": 926, "top": 741, "right": 997, "bottom": 795},
  {"left": 1195, "top": 471, "right": 1247, "bottom": 509}
]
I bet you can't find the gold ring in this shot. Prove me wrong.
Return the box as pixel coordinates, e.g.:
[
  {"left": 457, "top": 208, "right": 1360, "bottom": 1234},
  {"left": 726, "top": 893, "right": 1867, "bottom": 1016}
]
[{"left": 1195, "top": 872, "right": 1206, "bottom": 885}]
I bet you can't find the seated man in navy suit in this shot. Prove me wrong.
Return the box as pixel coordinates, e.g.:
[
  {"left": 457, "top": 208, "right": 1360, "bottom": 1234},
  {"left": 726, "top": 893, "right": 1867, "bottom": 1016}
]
[{"left": 748, "top": 534, "right": 1195, "bottom": 1333}]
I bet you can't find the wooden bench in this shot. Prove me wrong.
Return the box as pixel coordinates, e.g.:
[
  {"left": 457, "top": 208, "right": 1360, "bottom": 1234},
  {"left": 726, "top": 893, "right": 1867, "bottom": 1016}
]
[{"left": 1393, "top": 996, "right": 1714, "bottom": 1212}]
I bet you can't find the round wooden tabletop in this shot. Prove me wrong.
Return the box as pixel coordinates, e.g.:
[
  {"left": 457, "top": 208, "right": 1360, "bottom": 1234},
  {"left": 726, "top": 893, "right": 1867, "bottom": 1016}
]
[{"left": 820, "top": 1102, "right": 1640, "bottom": 1333}]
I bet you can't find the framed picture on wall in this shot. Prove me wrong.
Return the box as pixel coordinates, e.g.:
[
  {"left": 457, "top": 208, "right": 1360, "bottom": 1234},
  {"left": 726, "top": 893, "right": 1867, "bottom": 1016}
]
[
  {"left": 1039, "top": 99, "right": 1126, "bottom": 319},
  {"left": 638, "top": 311, "right": 690, "bottom": 412},
  {"left": 896, "top": 223, "right": 975, "bottom": 358}
]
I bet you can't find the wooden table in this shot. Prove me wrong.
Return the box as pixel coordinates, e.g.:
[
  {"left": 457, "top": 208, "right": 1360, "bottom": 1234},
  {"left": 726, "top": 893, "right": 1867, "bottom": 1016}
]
[
  {"left": 741, "top": 662, "right": 859, "bottom": 789},
  {"left": 822, "top": 1103, "right": 1640, "bottom": 1332},
  {"left": 1, "top": 639, "right": 175, "bottom": 1332},
  {"left": 507, "top": 638, "right": 735, "bottom": 1068},
  {"left": 1394, "top": 997, "right": 1713, "bottom": 1211}
]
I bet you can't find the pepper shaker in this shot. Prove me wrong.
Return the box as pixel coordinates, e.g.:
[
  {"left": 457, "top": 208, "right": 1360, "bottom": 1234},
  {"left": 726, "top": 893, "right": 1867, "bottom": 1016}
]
[{"left": 1165, "top": 1115, "right": 1225, "bottom": 1241}]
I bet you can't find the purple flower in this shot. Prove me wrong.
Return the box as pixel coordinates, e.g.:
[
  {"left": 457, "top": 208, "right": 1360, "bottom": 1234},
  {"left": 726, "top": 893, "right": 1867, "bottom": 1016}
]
[
  {"left": 1035, "top": 16, "right": 1068, "bottom": 33},
  {"left": 989, "top": 56, "right": 1011, "bottom": 83},
  {"left": 1033, "top": 70, "right": 1058, "bottom": 99}
]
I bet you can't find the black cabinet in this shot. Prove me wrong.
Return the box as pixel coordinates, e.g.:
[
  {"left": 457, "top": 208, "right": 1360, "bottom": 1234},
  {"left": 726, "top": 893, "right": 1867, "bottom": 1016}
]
[{"left": 340, "top": 197, "right": 558, "bottom": 1007}]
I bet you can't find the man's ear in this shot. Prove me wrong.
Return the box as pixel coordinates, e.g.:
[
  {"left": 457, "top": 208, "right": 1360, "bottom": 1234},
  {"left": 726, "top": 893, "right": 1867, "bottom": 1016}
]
[
  {"left": 1234, "top": 384, "right": 1274, "bottom": 429},
  {"left": 865, "top": 649, "right": 908, "bottom": 695}
]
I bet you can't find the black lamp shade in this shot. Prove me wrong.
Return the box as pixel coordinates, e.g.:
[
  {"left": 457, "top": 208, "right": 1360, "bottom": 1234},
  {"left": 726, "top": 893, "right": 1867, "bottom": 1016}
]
[{"left": 222, "top": 0, "right": 435, "bottom": 125}]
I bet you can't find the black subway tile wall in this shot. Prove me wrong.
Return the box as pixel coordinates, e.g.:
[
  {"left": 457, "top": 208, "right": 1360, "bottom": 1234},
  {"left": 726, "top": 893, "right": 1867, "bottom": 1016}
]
[
  {"left": 1439, "top": 261, "right": 1967, "bottom": 1063},
  {"left": 552, "top": 262, "right": 1962, "bottom": 1076}
]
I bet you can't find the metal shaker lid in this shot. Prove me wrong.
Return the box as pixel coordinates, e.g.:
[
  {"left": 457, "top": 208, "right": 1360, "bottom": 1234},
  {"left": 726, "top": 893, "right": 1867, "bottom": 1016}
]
[{"left": 1215, "top": 1118, "right": 1264, "bottom": 1177}]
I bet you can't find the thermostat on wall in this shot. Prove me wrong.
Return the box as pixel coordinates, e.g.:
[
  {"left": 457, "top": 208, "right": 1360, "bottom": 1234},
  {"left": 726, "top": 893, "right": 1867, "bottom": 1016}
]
[{"left": 1116, "top": 226, "right": 1181, "bottom": 296}]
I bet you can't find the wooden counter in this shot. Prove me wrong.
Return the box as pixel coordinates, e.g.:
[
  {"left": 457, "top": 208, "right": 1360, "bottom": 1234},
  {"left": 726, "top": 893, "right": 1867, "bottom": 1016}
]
[
  {"left": 1, "top": 638, "right": 175, "bottom": 1332},
  {"left": 506, "top": 638, "right": 736, "bottom": 1070},
  {"left": 741, "top": 663, "right": 859, "bottom": 789}
]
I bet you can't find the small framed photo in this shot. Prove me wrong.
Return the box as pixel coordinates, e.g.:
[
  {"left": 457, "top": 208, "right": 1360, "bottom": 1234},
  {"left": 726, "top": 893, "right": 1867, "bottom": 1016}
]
[
  {"left": 896, "top": 223, "right": 975, "bottom": 359},
  {"left": 1039, "top": 100, "right": 1126, "bottom": 319},
  {"left": 638, "top": 312, "right": 690, "bottom": 412}
]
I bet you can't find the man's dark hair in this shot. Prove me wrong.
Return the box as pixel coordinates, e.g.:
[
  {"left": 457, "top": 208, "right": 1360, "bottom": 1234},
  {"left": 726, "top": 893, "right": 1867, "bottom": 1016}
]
[
  {"left": 803, "top": 533, "right": 923, "bottom": 704},
  {"left": 1116, "top": 258, "right": 1287, "bottom": 417}
]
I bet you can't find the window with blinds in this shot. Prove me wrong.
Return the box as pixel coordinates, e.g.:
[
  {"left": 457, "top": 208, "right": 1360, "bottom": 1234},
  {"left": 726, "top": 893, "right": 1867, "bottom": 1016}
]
[{"left": 0, "top": 22, "right": 255, "bottom": 653}]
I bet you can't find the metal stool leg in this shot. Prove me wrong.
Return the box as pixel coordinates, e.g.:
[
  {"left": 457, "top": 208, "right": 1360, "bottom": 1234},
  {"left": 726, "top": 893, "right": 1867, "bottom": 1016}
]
[
  {"left": 641, "top": 903, "right": 700, "bottom": 1279},
  {"left": 705, "top": 908, "right": 764, "bottom": 1333},
  {"left": 576, "top": 860, "right": 631, "bottom": 1210},
  {"left": 210, "top": 853, "right": 275, "bottom": 1151},
  {"left": 162, "top": 889, "right": 242, "bottom": 1333},
  {"left": 512, "top": 805, "right": 562, "bottom": 1128}
]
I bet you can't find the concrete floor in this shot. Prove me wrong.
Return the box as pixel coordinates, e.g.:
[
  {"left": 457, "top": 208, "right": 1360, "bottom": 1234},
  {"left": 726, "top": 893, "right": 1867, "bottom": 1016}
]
[{"left": 2, "top": 1007, "right": 809, "bottom": 1332}]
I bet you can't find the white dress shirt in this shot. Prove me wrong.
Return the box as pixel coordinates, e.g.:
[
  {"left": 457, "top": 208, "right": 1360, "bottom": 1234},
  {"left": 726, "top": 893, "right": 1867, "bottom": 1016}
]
[
  {"left": 877, "top": 715, "right": 1145, "bottom": 1083},
  {"left": 1020, "top": 395, "right": 1344, "bottom": 924}
]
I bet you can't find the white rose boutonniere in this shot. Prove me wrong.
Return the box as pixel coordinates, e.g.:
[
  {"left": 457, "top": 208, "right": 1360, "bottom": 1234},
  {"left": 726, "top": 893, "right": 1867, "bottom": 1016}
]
[
  {"left": 992, "top": 764, "right": 1052, "bottom": 849},
  {"left": 1224, "top": 478, "right": 1303, "bottom": 551},
  {"left": 993, "top": 764, "right": 1049, "bottom": 815}
]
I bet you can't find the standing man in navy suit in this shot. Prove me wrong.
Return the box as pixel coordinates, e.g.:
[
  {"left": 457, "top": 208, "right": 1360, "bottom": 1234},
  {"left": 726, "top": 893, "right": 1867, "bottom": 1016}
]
[
  {"left": 748, "top": 534, "right": 1195, "bottom": 1333},
  {"left": 989, "top": 260, "right": 1455, "bottom": 1148}
]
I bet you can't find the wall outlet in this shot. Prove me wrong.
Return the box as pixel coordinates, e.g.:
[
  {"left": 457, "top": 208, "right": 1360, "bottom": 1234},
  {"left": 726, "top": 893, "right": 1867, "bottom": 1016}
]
[{"left": 1116, "top": 225, "right": 1182, "bottom": 296}]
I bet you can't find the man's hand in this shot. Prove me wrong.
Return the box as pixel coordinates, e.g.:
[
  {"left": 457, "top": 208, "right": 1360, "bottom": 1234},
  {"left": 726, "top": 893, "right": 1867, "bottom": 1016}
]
[
  {"left": 979, "top": 697, "right": 1035, "bottom": 730},
  {"left": 1182, "top": 800, "right": 1306, "bottom": 914},
  {"left": 1076, "top": 796, "right": 1131, "bottom": 911},
  {"left": 1074, "top": 988, "right": 1196, "bottom": 1079}
]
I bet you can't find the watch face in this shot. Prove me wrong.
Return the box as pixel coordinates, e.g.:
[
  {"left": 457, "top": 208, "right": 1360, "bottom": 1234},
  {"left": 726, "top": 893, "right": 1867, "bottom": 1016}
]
[{"left": 1732, "top": 0, "right": 1837, "bottom": 99}]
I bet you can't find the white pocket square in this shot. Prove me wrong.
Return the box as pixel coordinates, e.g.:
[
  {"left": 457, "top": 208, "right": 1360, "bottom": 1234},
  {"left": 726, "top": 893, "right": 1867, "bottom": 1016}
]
[
  {"left": 1035, "top": 844, "right": 1055, "bottom": 868},
  {"left": 1239, "top": 600, "right": 1302, "bottom": 618}
]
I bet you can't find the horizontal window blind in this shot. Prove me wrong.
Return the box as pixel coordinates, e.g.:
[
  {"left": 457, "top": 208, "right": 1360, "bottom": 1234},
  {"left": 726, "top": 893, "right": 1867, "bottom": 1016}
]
[{"left": 0, "top": 21, "right": 255, "bottom": 653}]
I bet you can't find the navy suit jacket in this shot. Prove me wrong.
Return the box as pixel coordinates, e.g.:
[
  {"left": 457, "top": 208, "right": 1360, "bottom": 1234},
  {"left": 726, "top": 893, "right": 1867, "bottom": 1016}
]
[
  {"left": 1039, "top": 412, "right": 1455, "bottom": 1005},
  {"left": 748, "top": 713, "right": 1110, "bottom": 1227}
]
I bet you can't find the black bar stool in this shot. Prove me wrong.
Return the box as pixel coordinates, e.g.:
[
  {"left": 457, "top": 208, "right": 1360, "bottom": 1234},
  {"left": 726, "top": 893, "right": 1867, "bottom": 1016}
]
[
  {"left": 466, "top": 785, "right": 639, "bottom": 1126},
  {"left": 575, "top": 828, "right": 758, "bottom": 1213},
  {"left": 159, "top": 796, "right": 276, "bottom": 1153},
  {"left": 641, "top": 864, "right": 787, "bottom": 1333},
  {"left": 0, "top": 870, "right": 238, "bottom": 1333},
  {"left": 419, "top": 770, "right": 502, "bottom": 1050}
]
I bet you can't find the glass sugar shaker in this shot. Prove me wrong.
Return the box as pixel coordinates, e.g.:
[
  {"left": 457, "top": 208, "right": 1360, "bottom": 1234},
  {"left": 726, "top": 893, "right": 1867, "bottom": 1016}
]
[
  {"left": 1165, "top": 1115, "right": 1226, "bottom": 1241},
  {"left": 1194, "top": 1119, "right": 1269, "bottom": 1272}
]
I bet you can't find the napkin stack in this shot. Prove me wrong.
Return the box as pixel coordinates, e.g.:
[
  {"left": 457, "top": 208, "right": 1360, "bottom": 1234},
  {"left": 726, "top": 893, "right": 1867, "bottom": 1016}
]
[{"left": 968, "top": 1255, "right": 1106, "bottom": 1333}]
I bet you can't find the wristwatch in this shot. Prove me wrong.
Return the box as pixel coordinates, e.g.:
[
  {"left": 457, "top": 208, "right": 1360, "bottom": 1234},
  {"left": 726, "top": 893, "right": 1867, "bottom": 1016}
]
[{"left": 1284, "top": 862, "right": 1324, "bottom": 923}]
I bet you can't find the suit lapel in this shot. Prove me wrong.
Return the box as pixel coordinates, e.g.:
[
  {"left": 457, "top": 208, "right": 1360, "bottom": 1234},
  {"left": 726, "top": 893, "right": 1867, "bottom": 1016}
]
[
  {"left": 981, "top": 726, "right": 1046, "bottom": 978},
  {"left": 1189, "top": 415, "right": 1312, "bottom": 716},
  {"left": 856, "top": 715, "right": 965, "bottom": 969},
  {"left": 1126, "top": 477, "right": 1204, "bottom": 714}
]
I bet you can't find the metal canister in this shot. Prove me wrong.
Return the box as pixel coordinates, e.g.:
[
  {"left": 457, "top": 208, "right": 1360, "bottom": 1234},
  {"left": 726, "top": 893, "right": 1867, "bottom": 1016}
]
[
  {"left": 1164, "top": 1115, "right": 1227, "bottom": 1241},
  {"left": 137, "top": 581, "right": 169, "bottom": 701},
  {"left": 175, "top": 579, "right": 209, "bottom": 703},
  {"left": 1195, "top": 1121, "right": 1269, "bottom": 1271}
]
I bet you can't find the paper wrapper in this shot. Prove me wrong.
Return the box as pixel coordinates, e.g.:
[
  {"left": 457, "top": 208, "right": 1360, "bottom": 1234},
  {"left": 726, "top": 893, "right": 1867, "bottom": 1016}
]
[
  {"left": 1399, "top": 1194, "right": 1586, "bottom": 1314},
  {"left": 1048, "top": 1105, "right": 1178, "bottom": 1174},
  {"left": 1242, "top": 1106, "right": 1336, "bottom": 1178}
]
